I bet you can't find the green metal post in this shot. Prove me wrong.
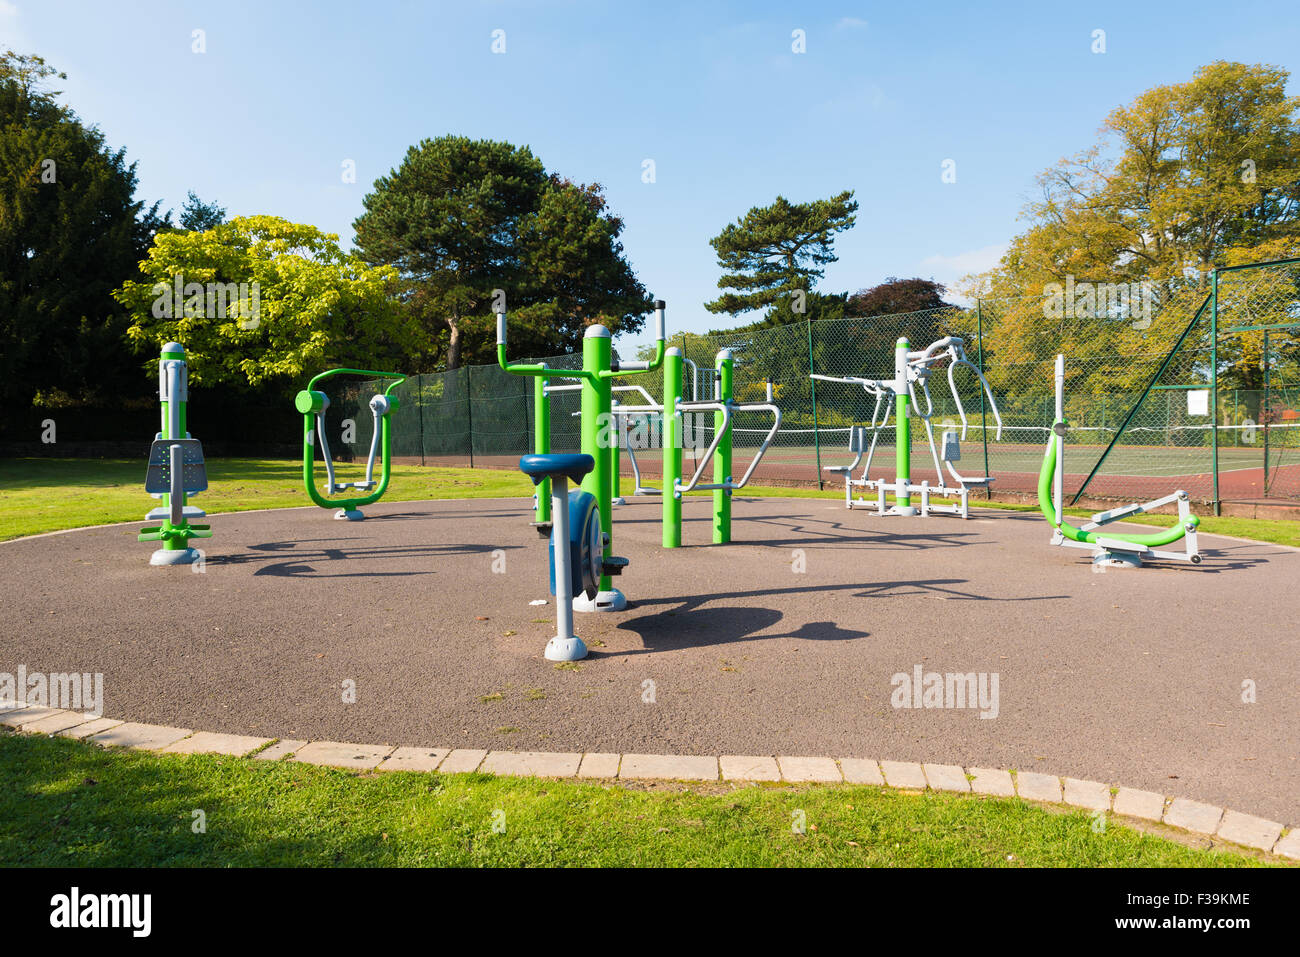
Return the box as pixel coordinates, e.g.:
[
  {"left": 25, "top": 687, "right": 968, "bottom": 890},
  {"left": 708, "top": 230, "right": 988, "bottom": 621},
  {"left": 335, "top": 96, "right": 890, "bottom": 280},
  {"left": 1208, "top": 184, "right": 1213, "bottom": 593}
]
[
  {"left": 894, "top": 337, "right": 912, "bottom": 511},
  {"left": 534, "top": 369, "right": 550, "bottom": 524},
  {"left": 1263, "top": 330, "right": 1271, "bottom": 496},
  {"left": 465, "top": 365, "right": 474, "bottom": 469},
  {"left": 663, "top": 348, "right": 683, "bottom": 548},
  {"left": 975, "top": 301, "right": 991, "bottom": 498},
  {"left": 713, "top": 349, "right": 733, "bottom": 544},
  {"left": 1211, "top": 270, "right": 1221, "bottom": 515},
  {"left": 581, "top": 327, "right": 614, "bottom": 592},
  {"left": 806, "top": 317, "right": 823, "bottom": 489}
]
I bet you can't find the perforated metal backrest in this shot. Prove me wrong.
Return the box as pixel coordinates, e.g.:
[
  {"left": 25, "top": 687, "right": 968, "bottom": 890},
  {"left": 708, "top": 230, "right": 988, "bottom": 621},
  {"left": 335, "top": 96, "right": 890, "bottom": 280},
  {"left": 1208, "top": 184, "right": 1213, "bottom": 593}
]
[
  {"left": 144, "top": 439, "right": 208, "bottom": 494},
  {"left": 941, "top": 430, "right": 961, "bottom": 462},
  {"left": 849, "top": 426, "right": 867, "bottom": 453}
]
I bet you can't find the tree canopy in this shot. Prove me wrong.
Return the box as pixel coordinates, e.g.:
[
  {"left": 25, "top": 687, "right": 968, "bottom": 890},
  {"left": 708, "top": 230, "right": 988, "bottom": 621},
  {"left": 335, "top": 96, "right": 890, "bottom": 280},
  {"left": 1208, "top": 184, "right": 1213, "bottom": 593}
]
[
  {"left": 116, "top": 216, "right": 418, "bottom": 388},
  {"left": 963, "top": 61, "right": 1300, "bottom": 393},
  {"left": 353, "top": 136, "right": 652, "bottom": 369},
  {"left": 705, "top": 190, "right": 858, "bottom": 318}
]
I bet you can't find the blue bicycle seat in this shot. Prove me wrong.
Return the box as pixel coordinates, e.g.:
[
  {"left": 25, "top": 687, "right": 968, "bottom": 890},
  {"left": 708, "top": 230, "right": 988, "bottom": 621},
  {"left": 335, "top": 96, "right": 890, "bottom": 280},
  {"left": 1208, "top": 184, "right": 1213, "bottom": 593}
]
[{"left": 518, "top": 453, "right": 596, "bottom": 486}]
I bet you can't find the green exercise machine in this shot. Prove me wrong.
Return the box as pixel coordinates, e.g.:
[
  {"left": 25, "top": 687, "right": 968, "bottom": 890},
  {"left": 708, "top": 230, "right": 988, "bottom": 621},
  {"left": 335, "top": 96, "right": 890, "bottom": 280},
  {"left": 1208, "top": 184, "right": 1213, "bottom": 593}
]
[
  {"left": 295, "top": 368, "right": 406, "bottom": 520},
  {"left": 1039, "top": 354, "right": 1201, "bottom": 568},
  {"left": 138, "top": 342, "right": 212, "bottom": 565},
  {"left": 498, "top": 301, "right": 666, "bottom": 612}
]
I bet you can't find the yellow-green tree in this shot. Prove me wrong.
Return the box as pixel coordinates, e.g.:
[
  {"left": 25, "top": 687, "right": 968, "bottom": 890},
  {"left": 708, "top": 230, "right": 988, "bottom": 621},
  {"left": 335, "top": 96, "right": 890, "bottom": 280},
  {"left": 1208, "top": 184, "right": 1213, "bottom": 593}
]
[
  {"left": 965, "top": 61, "right": 1300, "bottom": 395},
  {"left": 115, "top": 216, "right": 420, "bottom": 388}
]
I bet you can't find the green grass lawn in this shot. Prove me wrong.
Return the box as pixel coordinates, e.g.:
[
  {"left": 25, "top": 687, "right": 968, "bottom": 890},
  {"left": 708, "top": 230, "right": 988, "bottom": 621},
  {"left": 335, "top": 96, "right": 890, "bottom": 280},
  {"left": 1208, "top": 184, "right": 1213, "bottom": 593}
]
[
  {"left": 1, "top": 456, "right": 1295, "bottom": 547},
  {"left": 0, "top": 731, "right": 1271, "bottom": 867}
]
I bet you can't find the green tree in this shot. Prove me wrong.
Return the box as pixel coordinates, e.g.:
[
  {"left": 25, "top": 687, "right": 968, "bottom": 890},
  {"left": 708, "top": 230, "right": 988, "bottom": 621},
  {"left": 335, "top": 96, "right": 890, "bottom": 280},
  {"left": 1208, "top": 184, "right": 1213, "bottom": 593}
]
[
  {"left": 705, "top": 191, "right": 858, "bottom": 318},
  {"left": 0, "top": 51, "right": 166, "bottom": 416},
  {"left": 178, "top": 191, "right": 226, "bottom": 231},
  {"left": 115, "top": 216, "right": 418, "bottom": 388},
  {"left": 354, "top": 136, "right": 651, "bottom": 370}
]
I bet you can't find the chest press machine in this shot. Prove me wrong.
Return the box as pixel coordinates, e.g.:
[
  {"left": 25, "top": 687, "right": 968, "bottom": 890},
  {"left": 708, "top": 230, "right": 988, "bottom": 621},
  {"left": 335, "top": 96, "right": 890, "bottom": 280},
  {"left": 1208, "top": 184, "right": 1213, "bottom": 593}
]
[{"left": 812, "top": 336, "right": 1003, "bottom": 519}]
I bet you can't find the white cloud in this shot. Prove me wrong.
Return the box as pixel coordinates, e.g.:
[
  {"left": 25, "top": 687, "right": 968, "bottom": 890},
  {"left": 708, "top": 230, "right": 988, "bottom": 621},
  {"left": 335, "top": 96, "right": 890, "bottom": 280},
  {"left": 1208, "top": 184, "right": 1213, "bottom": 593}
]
[
  {"left": 921, "top": 243, "right": 1007, "bottom": 278},
  {"left": 835, "top": 17, "right": 868, "bottom": 30},
  {"left": 919, "top": 243, "right": 1008, "bottom": 301},
  {"left": 0, "top": 1, "right": 19, "bottom": 17}
]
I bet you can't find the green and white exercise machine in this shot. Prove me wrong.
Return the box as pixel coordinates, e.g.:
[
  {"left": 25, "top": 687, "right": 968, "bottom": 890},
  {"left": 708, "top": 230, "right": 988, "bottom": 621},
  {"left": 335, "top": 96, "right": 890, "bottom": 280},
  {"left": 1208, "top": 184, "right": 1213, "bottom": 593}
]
[
  {"left": 658, "top": 346, "right": 781, "bottom": 546},
  {"left": 1038, "top": 354, "right": 1201, "bottom": 568},
  {"left": 812, "top": 336, "right": 1002, "bottom": 518},
  {"left": 138, "top": 342, "right": 212, "bottom": 565},
  {"left": 295, "top": 368, "right": 407, "bottom": 520},
  {"left": 529, "top": 335, "right": 780, "bottom": 551},
  {"left": 498, "top": 301, "right": 667, "bottom": 613}
]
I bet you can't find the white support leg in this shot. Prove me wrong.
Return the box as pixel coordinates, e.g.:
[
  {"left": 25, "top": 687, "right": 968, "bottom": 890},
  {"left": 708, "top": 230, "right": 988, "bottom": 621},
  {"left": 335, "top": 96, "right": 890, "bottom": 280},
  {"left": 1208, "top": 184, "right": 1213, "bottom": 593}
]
[{"left": 544, "top": 475, "right": 587, "bottom": 662}]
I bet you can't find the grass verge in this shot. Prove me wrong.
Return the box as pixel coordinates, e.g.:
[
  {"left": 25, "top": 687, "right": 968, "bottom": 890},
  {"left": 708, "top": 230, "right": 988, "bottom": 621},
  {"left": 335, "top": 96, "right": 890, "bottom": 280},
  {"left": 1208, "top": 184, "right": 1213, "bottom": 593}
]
[{"left": 0, "top": 731, "right": 1272, "bottom": 867}]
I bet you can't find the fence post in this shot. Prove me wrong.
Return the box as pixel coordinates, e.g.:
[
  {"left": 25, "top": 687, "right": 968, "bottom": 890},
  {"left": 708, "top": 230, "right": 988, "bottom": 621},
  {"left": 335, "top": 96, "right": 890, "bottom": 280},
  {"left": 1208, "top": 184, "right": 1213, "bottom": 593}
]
[
  {"left": 976, "top": 299, "right": 990, "bottom": 498},
  {"left": 1210, "top": 268, "right": 1220, "bottom": 515},
  {"left": 465, "top": 365, "right": 474, "bottom": 469},
  {"left": 1264, "top": 329, "right": 1271, "bottom": 497},
  {"left": 806, "top": 316, "right": 823, "bottom": 489},
  {"left": 415, "top": 374, "right": 426, "bottom": 467}
]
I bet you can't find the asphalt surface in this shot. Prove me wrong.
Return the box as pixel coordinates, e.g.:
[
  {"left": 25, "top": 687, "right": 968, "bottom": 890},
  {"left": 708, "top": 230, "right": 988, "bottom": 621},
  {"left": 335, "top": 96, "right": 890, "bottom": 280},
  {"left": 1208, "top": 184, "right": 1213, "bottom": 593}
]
[{"left": 2, "top": 496, "right": 1296, "bottom": 822}]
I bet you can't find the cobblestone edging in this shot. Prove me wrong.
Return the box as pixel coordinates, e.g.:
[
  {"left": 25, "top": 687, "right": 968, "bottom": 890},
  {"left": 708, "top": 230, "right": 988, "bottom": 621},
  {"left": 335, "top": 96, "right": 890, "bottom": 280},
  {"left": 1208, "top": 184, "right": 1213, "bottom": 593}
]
[{"left": 3, "top": 705, "right": 1296, "bottom": 860}]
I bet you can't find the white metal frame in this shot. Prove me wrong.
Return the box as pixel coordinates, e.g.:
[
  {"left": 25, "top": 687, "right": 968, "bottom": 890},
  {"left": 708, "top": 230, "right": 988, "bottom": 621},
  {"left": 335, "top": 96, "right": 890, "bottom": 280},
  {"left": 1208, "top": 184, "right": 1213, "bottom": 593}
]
[{"left": 813, "top": 337, "right": 1003, "bottom": 519}]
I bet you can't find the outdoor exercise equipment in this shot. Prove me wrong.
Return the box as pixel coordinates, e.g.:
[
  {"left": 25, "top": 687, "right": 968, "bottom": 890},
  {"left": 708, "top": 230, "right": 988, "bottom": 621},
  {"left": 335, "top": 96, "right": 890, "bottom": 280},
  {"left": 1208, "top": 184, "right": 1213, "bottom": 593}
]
[
  {"left": 812, "top": 336, "right": 1003, "bottom": 519},
  {"left": 1039, "top": 354, "right": 1201, "bottom": 568},
  {"left": 295, "top": 368, "right": 406, "bottom": 520},
  {"left": 518, "top": 453, "right": 602, "bottom": 661},
  {"left": 138, "top": 342, "right": 212, "bottom": 565},
  {"left": 533, "top": 380, "right": 664, "bottom": 525},
  {"left": 498, "top": 301, "right": 666, "bottom": 611},
  {"left": 658, "top": 347, "right": 781, "bottom": 546}
]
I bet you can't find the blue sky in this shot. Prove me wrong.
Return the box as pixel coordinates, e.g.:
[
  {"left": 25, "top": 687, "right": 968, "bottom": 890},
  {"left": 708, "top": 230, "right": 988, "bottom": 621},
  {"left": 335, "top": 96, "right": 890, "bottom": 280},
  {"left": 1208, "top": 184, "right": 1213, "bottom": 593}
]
[{"left": 5, "top": 0, "right": 1298, "bottom": 351}]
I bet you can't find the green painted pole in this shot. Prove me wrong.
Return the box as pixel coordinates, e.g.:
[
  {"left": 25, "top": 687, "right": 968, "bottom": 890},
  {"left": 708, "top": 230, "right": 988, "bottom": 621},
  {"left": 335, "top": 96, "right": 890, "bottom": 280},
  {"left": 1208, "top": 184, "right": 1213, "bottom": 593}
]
[
  {"left": 1263, "top": 330, "right": 1271, "bottom": 496},
  {"left": 581, "top": 327, "right": 614, "bottom": 591},
  {"left": 806, "top": 317, "right": 823, "bottom": 489},
  {"left": 1210, "top": 269, "right": 1221, "bottom": 515},
  {"left": 894, "top": 337, "right": 912, "bottom": 511},
  {"left": 534, "top": 368, "right": 550, "bottom": 524},
  {"left": 713, "top": 349, "right": 733, "bottom": 544},
  {"left": 976, "top": 301, "right": 991, "bottom": 499},
  {"left": 663, "top": 347, "right": 683, "bottom": 548}
]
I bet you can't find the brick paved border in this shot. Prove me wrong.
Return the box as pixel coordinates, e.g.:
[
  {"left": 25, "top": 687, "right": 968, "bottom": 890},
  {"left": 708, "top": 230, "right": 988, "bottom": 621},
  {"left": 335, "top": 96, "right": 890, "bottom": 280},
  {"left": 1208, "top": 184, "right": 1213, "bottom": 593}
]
[{"left": 3, "top": 712, "right": 1295, "bottom": 860}]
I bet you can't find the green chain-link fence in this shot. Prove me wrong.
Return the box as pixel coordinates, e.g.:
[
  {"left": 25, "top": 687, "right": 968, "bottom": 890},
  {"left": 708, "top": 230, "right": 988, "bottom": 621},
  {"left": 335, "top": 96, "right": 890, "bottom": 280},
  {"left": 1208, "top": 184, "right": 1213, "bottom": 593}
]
[{"left": 331, "top": 257, "right": 1300, "bottom": 508}]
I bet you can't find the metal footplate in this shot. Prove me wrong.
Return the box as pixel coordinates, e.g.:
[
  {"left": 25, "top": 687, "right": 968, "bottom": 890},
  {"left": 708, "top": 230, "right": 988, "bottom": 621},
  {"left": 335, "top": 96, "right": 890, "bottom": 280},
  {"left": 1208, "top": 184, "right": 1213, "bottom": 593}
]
[
  {"left": 530, "top": 520, "right": 553, "bottom": 538},
  {"left": 601, "top": 556, "right": 629, "bottom": 576}
]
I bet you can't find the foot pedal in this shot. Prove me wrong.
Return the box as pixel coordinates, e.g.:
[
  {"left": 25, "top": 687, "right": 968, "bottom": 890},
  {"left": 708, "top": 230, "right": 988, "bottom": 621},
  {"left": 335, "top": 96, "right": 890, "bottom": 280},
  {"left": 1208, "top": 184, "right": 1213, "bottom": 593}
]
[
  {"left": 530, "top": 521, "right": 552, "bottom": 538},
  {"left": 602, "top": 556, "right": 629, "bottom": 576}
]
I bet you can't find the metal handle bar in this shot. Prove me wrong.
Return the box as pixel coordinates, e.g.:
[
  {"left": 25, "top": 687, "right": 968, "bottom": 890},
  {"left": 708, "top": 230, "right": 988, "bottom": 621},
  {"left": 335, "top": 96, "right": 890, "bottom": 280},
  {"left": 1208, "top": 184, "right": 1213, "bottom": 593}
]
[{"left": 948, "top": 359, "right": 1004, "bottom": 441}]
